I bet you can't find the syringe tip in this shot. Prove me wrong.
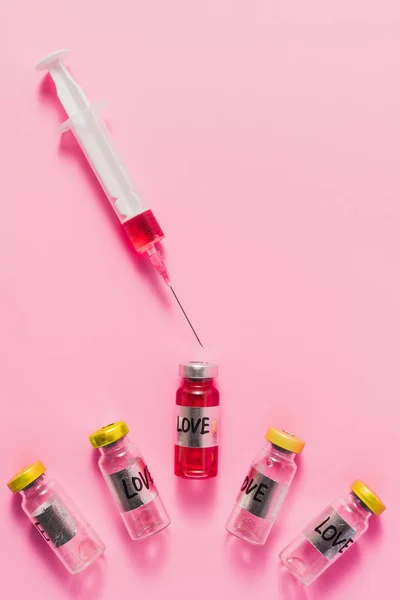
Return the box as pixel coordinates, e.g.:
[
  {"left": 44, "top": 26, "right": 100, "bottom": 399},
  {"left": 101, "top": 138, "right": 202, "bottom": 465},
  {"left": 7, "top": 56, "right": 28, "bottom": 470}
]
[{"left": 147, "top": 247, "right": 171, "bottom": 286}]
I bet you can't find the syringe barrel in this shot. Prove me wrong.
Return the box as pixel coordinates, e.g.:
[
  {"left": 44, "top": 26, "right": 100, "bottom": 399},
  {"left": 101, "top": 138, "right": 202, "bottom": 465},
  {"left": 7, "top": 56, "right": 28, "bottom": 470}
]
[
  {"left": 37, "top": 51, "right": 166, "bottom": 255},
  {"left": 66, "top": 107, "right": 144, "bottom": 223}
]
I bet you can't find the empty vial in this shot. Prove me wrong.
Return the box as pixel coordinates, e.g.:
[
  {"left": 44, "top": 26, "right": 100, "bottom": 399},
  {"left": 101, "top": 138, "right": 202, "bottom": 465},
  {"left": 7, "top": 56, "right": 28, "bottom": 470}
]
[
  {"left": 226, "top": 428, "right": 305, "bottom": 545},
  {"left": 7, "top": 461, "right": 105, "bottom": 574},
  {"left": 279, "top": 480, "right": 386, "bottom": 585},
  {"left": 90, "top": 421, "right": 170, "bottom": 540},
  {"left": 175, "top": 362, "right": 219, "bottom": 479}
]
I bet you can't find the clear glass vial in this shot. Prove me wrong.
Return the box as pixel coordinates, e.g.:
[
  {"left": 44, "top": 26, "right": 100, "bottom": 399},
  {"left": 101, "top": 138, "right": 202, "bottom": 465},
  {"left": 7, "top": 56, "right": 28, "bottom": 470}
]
[
  {"left": 7, "top": 461, "right": 105, "bottom": 574},
  {"left": 175, "top": 362, "right": 219, "bottom": 479},
  {"left": 279, "top": 480, "right": 386, "bottom": 585},
  {"left": 90, "top": 421, "right": 170, "bottom": 540},
  {"left": 226, "top": 428, "right": 305, "bottom": 545}
]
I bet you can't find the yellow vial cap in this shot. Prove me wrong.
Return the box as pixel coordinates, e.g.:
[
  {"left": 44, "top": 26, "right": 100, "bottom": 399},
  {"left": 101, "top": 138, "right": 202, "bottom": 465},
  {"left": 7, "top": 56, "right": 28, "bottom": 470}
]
[
  {"left": 265, "top": 428, "right": 305, "bottom": 454},
  {"left": 89, "top": 421, "right": 129, "bottom": 448},
  {"left": 7, "top": 461, "right": 46, "bottom": 494},
  {"left": 351, "top": 480, "right": 386, "bottom": 515}
]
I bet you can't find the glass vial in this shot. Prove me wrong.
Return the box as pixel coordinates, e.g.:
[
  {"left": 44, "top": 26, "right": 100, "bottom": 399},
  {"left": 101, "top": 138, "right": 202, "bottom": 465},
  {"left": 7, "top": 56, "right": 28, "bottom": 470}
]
[
  {"left": 279, "top": 480, "right": 386, "bottom": 586},
  {"left": 175, "top": 362, "right": 219, "bottom": 479},
  {"left": 226, "top": 428, "right": 305, "bottom": 545},
  {"left": 90, "top": 421, "right": 170, "bottom": 540},
  {"left": 7, "top": 461, "right": 105, "bottom": 574}
]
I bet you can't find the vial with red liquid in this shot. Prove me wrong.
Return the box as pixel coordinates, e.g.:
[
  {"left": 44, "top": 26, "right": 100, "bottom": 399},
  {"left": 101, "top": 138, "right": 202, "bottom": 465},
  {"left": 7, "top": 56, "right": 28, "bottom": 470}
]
[
  {"left": 7, "top": 461, "right": 105, "bottom": 574},
  {"left": 175, "top": 362, "right": 219, "bottom": 479},
  {"left": 225, "top": 428, "right": 305, "bottom": 545},
  {"left": 279, "top": 480, "right": 386, "bottom": 586},
  {"left": 90, "top": 421, "right": 170, "bottom": 540}
]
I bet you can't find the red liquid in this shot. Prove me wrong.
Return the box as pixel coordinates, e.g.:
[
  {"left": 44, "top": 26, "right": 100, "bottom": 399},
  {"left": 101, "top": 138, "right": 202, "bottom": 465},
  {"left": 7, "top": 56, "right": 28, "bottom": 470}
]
[
  {"left": 123, "top": 209, "right": 164, "bottom": 252},
  {"left": 175, "top": 378, "right": 219, "bottom": 479}
]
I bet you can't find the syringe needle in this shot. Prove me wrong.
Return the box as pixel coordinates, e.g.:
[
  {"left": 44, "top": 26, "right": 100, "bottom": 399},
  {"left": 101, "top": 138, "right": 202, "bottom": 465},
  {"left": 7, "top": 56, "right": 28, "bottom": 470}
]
[{"left": 169, "top": 286, "right": 203, "bottom": 348}]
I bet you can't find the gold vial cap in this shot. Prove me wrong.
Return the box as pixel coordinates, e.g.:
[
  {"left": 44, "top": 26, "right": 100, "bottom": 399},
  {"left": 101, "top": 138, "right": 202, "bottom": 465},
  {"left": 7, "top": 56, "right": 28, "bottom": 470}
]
[
  {"left": 265, "top": 428, "right": 305, "bottom": 454},
  {"left": 351, "top": 480, "right": 386, "bottom": 515},
  {"left": 89, "top": 421, "right": 129, "bottom": 448},
  {"left": 7, "top": 461, "right": 46, "bottom": 493}
]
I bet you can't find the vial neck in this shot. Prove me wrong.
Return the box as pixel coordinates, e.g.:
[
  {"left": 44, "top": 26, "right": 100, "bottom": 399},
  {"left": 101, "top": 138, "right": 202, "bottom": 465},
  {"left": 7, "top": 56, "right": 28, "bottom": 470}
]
[
  {"left": 183, "top": 377, "right": 214, "bottom": 387},
  {"left": 20, "top": 474, "right": 47, "bottom": 499},
  {"left": 267, "top": 441, "right": 296, "bottom": 463},
  {"left": 99, "top": 437, "right": 128, "bottom": 456},
  {"left": 348, "top": 491, "right": 372, "bottom": 518}
]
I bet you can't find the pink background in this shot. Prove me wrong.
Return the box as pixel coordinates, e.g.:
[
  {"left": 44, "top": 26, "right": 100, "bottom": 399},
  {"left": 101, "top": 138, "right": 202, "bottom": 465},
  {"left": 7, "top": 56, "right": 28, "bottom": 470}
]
[{"left": 0, "top": 1, "right": 398, "bottom": 598}]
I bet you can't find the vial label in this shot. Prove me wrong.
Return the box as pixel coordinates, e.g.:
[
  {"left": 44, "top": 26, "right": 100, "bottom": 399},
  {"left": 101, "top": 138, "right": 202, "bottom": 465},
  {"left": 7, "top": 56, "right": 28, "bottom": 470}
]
[
  {"left": 236, "top": 466, "right": 280, "bottom": 519},
  {"left": 33, "top": 500, "right": 77, "bottom": 548},
  {"left": 175, "top": 406, "right": 219, "bottom": 448},
  {"left": 304, "top": 509, "right": 356, "bottom": 560},
  {"left": 108, "top": 460, "right": 158, "bottom": 512}
]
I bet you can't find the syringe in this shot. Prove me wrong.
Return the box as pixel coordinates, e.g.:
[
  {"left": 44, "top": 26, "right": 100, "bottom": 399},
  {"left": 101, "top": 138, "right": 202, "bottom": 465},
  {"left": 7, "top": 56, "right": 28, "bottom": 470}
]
[{"left": 36, "top": 50, "right": 202, "bottom": 347}]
